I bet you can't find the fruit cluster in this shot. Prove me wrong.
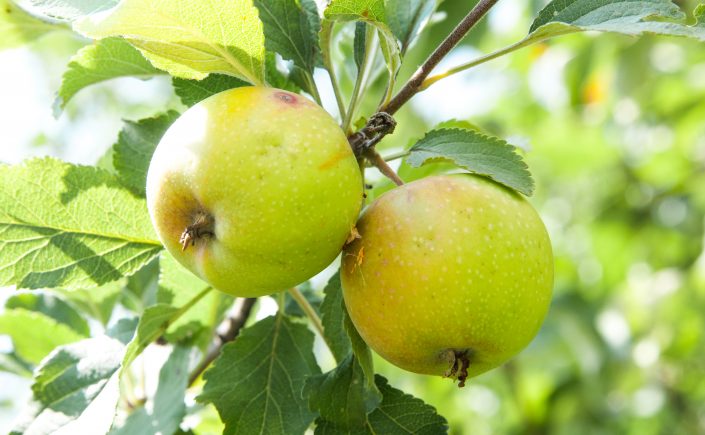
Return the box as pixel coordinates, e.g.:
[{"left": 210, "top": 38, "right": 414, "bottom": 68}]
[{"left": 147, "top": 86, "right": 553, "bottom": 384}]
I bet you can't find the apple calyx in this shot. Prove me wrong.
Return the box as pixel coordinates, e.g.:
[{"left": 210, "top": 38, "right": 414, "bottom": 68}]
[
  {"left": 180, "top": 210, "right": 215, "bottom": 250},
  {"left": 443, "top": 349, "right": 471, "bottom": 388}
]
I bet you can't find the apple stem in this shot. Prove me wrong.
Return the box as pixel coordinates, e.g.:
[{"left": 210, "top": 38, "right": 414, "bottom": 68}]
[
  {"left": 364, "top": 148, "right": 405, "bottom": 186},
  {"left": 443, "top": 349, "right": 471, "bottom": 388},
  {"left": 348, "top": 112, "right": 397, "bottom": 157},
  {"left": 457, "top": 351, "right": 470, "bottom": 388},
  {"left": 180, "top": 210, "right": 215, "bottom": 250}
]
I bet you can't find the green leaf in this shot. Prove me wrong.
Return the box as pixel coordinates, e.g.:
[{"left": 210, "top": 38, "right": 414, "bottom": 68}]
[
  {"left": 111, "top": 345, "right": 190, "bottom": 435},
  {"left": 406, "top": 128, "right": 534, "bottom": 196},
  {"left": 107, "top": 316, "right": 139, "bottom": 344},
  {"left": 344, "top": 310, "right": 376, "bottom": 392},
  {"left": 173, "top": 74, "right": 249, "bottom": 107},
  {"left": 304, "top": 354, "right": 382, "bottom": 429},
  {"left": 74, "top": 0, "right": 267, "bottom": 83},
  {"left": 157, "top": 251, "right": 209, "bottom": 307},
  {"left": 265, "top": 50, "right": 302, "bottom": 93},
  {"left": 56, "top": 281, "right": 123, "bottom": 325},
  {"left": 315, "top": 376, "right": 448, "bottom": 434},
  {"left": 320, "top": 271, "right": 351, "bottom": 362},
  {"left": 122, "top": 285, "right": 210, "bottom": 368},
  {"left": 353, "top": 21, "right": 366, "bottom": 70},
  {"left": 528, "top": 0, "right": 705, "bottom": 42},
  {"left": 324, "top": 0, "right": 401, "bottom": 102},
  {"left": 11, "top": 334, "right": 130, "bottom": 435},
  {"left": 385, "top": 0, "right": 436, "bottom": 53},
  {"left": 123, "top": 256, "right": 160, "bottom": 311},
  {"left": 57, "top": 37, "right": 162, "bottom": 109},
  {"left": 307, "top": 273, "right": 382, "bottom": 429},
  {"left": 157, "top": 252, "right": 230, "bottom": 347},
  {"left": 284, "top": 281, "right": 322, "bottom": 318},
  {"left": 0, "top": 0, "right": 62, "bottom": 50},
  {"left": 198, "top": 314, "right": 321, "bottom": 435},
  {"left": 0, "top": 158, "right": 163, "bottom": 290},
  {"left": 254, "top": 0, "right": 321, "bottom": 75},
  {"left": 113, "top": 111, "right": 180, "bottom": 197},
  {"left": 21, "top": 0, "right": 118, "bottom": 21},
  {"left": 6, "top": 291, "right": 90, "bottom": 336},
  {"left": 324, "top": 0, "right": 385, "bottom": 22},
  {"left": 0, "top": 352, "right": 33, "bottom": 377},
  {"left": 0, "top": 309, "right": 85, "bottom": 364}
]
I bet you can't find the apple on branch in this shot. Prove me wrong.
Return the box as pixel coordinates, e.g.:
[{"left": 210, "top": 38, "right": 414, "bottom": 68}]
[
  {"left": 147, "top": 87, "right": 363, "bottom": 297},
  {"left": 341, "top": 175, "right": 553, "bottom": 387}
]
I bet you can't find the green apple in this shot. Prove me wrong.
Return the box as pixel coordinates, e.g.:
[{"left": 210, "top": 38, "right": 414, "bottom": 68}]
[
  {"left": 147, "top": 87, "right": 363, "bottom": 297},
  {"left": 341, "top": 174, "right": 553, "bottom": 386}
]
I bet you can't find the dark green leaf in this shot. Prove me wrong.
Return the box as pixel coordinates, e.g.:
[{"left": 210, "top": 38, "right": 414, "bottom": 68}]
[
  {"left": 284, "top": 281, "right": 322, "bottom": 318},
  {"left": 254, "top": 0, "right": 321, "bottom": 75},
  {"left": 320, "top": 271, "right": 351, "bottom": 362},
  {"left": 0, "top": 158, "right": 162, "bottom": 290},
  {"left": 304, "top": 353, "right": 382, "bottom": 429},
  {"left": 528, "top": 0, "right": 705, "bottom": 41},
  {"left": 265, "top": 51, "right": 302, "bottom": 93},
  {"left": 6, "top": 291, "right": 90, "bottom": 336},
  {"left": 113, "top": 111, "right": 180, "bottom": 197},
  {"left": 57, "top": 37, "right": 162, "bottom": 110},
  {"left": 353, "top": 22, "right": 366, "bottom": 70},
  {"left": 198, "top": 314, "right": 321, "bottom": 435},
  {"left": 173, "top": 74, "right": 249, "bottom": 107},
  {"left": 406, "top": 128, "right": 534, "bottom": 196},
  {"left": 344, "top": 309, "right": 377, "bottom": 393},
  {"left": 315, "top": 376, "right": 448, "bottom": 435}
]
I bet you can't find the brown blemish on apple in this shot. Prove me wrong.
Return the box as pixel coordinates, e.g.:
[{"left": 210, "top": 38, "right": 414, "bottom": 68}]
[{"left": 273, "top": 91, "right": 298, "bottom": 105}]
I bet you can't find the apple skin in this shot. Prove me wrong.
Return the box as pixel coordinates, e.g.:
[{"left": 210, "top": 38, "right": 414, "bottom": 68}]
[
  {"left": 341, "top": 174, "right": 553, "bottom": 380},
  {"left": 147, "top": 87, "right": 362, "bottom": 297}
]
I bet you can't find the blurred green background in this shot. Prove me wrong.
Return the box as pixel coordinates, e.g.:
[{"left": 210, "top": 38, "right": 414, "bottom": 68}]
[{"left": 1, "top": 0, "right": 705, "bottom": 433}]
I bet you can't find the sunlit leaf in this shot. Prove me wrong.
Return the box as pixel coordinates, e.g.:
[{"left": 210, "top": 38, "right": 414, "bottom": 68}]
[
  {"left": 10, "top": 331, "right": 132, "bottom": 435},
  {"left": 0, "top": 309, "right": 85, "bottom": 364},
  {"left": 75, "top": 0, "right": 267, "bottom": 83},
  {"left": 0, "top": 158, "right": 162, "bottom": 290},
  {"left": 0, "top": 0, "right": 62, "bottom": 50},
  {"left": 57, "top": 37, "right": 162, "bottom": 109}
]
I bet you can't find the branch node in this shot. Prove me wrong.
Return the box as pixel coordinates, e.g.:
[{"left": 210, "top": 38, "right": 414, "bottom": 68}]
[{"left": 348, "top": 112, "right": 397, "bottom": 157}]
